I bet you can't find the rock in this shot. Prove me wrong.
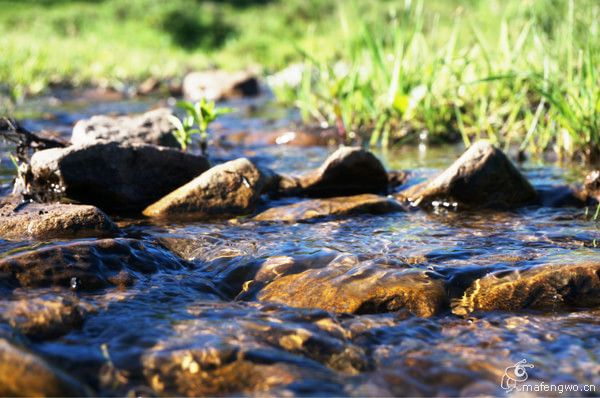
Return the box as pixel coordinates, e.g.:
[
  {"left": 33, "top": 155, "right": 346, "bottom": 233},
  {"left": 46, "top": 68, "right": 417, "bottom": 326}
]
[
  {"left": 71, "top": 108, "right": 179, "bottom": 147},
  {"left": 21, "top": 142, "right": 210, "bottom": 211},
  {"left": 142, "top": 304, "right": 355, "bottom": 396},
  {"left": 0, "top": 238, "right": 189, "bottom": 291},
  {"left": 583, "top": 170, "right": 600, "bottom": 202},
  {"left": 253, "top": 194, "right": 404, "bottom": 222},
  {"left": 387, "top": 170, "right": 409, "bottom": 190},
  {"left": 536, "top": 185, "right": 587, "bottom": 207},
  {"left": 183, "top": 70, "right": 260, "bottom": 101},
  {"left": 281, "top": 147, "right": 389, "bottom": 197},
  {"left": 0, "top": 336, "right": 89, "bottom": 396},
  {"left": 0, "top": 199, "right": 117, "bottom": 240},
  {"left": 143, "top": 158, "right": 268, "bottom": 219},
  {"left": 452, "top": 261, "right": 600, "bottom": 315},
  {"left": 136, "top": 77, "right": 161, "bottom": 96},
  {"left": 397, "top": 141, "right": 538, "bottom": 209},
  {"left": 0, "top": 294, "right": 90, "bottom": 339},
  {"left": 256, "top": 254, "right": 447, "bottom": 316}
]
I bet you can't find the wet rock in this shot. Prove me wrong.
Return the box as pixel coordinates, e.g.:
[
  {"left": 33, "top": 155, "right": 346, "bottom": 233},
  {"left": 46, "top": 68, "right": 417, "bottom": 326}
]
[
  {"left": 143, "top": 158, "right": 268, "bottom": 219},
  {"left": 452, "top": 261, "right": 600, "bottom": 315},
  {"left": 256, "top": 254, "right": 448, "bottom": 316},
  {"left": 0, "top": 335, "right": 89, "bottom": 396},
  {"left": 71, "top": 108, "right": 179, "bottom": 147},
  {"left": 142, "top": 304, "right": 356, "bottom": 396},
  {"left": 582, "top": 170, "right": 600, "bottom": 203},
  {"left": 253, "top": 194, "right": 404, "bottom": 222},
  {"left": 397, "top": 141, "right": 538, "bottom": 209},
  {"left": 281, "top": 147, "right": 389, "bottom": 197},
  {"left": 0, "top": 199, "right": 117, "bottom": 240},
  {"left": 536, "top": 185, "right": 587, "bottom": 207},
  {"left": 183, "top": 70, "right": 260, "bottom": 101},
  {"left": 21, "top": 142, "right": 210, "bottom": 211},
  {"left": 388, "top": 170, "right": 409, "bottom": 190},
  {"left": 0, "top": 294, "right": 90, "bottom": 339},
  {"left": 0, "top": 238, "right": 189, "bottom": 291}
]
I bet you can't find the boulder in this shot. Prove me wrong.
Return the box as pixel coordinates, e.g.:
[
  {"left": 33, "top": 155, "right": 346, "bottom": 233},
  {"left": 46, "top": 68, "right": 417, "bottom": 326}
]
[
  {"left": 71, "top": 108, "right": 179, "bottom": 147},
  {"left": 256, "top": 254, "right": 447, "bottom": 316},
  {"left": 253, "top": 194, "right": 404, "bottom": 222},
  {"left": 452, "top": 261, "right": 600, "bottom": 316},
  {"left": 281, "top": 147, "right": 389, "bottom": 197},
  {"left": 183, "top": 70, "right": 260, "bottom": 101},
  {"left": 0, "top": 335, "right": 89, "bottom": 396},
  {"left": 397, "top": 141, "right": 538, "bottom": 209},
  {"left": 0, "top": 238, "right": 188, "bottom": 291},
  {"left": 19, "top": 142, "right": 210, "bottom": 211},
  {"left": 0, "top": 199, "right": 117, "bottom": 240},
  {"left": 143, "top": 158, "right": 268, "bottom": 219}
]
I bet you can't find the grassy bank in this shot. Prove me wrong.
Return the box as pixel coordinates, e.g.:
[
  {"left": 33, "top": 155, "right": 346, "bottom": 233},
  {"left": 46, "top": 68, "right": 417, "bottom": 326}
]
[
  {"left": 0, "top": 0, "right": 351, "bottom": 99},
  {"left": 280, "top": 0, "right": 600, "bottom": 161}
]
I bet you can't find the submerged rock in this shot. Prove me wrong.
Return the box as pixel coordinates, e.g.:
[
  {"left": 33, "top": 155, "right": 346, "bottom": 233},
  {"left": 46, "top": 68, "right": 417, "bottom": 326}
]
[
  {"left": 256, "top": 254, "right": 447, "bottom": 316},
  {"left": 143, "top": 158, "right": 268, "bottom": 219},
  {"left": 0, "top": 238, "right": 189, "bottom": 291},
  {"left": 20, "top": 142, "right": 210, "bottom": 211},
  {"left": 142, "top": 304, "right": 357, "bottom": 396},
  {"left": 253, "top": 194, "right": 404, "bottom": 222},
  {"left": 71, "top": 108, "right": 179, "bottom": 148},
  {"left": 281, "top": 147, "right": 389, "bottom": 197},
  {"left": 452, "top": 261, "right": 600, "bottom": 315},
  {"left": 0, "top": 294, "right": 90, "bottom": 339},
  {"left": 183, "top": 70, "right": 260, "bottom": 101},
  {"left": 397, "top": 141, "right": 538, "bottom": 209},
  {"left": 0, "top": 335, "right": 89, "bottom": 396},
  {"left": 0, "top": 199, "right": 116, "bottom": 240}
]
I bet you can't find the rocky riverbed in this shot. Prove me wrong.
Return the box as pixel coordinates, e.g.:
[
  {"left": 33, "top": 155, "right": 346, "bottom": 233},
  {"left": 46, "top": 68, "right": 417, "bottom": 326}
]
[{"left": 1, "top": 92, "right": 600, "bottom": 396}]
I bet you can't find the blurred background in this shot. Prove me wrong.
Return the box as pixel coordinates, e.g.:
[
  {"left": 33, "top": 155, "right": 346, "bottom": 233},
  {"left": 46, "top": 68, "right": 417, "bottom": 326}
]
[{"left": 1, "top": 0, "right": 599, "bottom": 160}]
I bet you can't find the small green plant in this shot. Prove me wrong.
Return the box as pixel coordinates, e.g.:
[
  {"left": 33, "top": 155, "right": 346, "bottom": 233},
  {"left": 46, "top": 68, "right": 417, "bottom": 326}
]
[{"left": 168, "top": 99, "right": 231, "bottom": 155}]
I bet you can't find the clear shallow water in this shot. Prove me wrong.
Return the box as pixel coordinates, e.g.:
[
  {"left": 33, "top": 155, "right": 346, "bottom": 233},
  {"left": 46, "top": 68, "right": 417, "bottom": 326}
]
[{"left": 1, "top": 94, "right": 600, "bottom": 396}]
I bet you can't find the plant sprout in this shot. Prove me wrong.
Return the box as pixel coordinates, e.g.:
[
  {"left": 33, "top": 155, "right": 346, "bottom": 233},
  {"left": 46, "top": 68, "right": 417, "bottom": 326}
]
[{"left": 168, "top": 99, "right": 231, "bottom": 155}]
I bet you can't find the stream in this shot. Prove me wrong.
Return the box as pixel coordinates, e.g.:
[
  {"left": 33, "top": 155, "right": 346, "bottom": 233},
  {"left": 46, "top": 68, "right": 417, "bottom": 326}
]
[{"left": 1, "top": 91, "right": 599, "bottom": 396}]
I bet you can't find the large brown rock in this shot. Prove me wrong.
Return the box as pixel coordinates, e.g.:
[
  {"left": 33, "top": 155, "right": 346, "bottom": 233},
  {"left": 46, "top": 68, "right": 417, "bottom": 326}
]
[
  {"left": 71, "top": 108, "right": 179, "bottom": 148},
  {"left": 0, "top": 199, "right": 116, "bottom": 240},
  {"left": 256, "top": 254, "right": 447, "bottom": 316},
  {"left": 397, "top": 141, "right": 538, "bottom": 209},
  {"left": 0, "top": 336, "right": 89, "bottom": 396},
  {"left": 254, "top": 194, "right": 404, "bottom": 222},
  {"left": 0, "top": 238, "right": 189, "bottom": 291},
  {"left": 452, "top": 261, "right": 600, "bottom": 315},
  {"left": 143, "top": 158, "right": 268, "bottom": 219},
  {"left": 183, "top": 70, "right": 260, "bottom": 101},
  {"left": 19, "top": 142, "right": 210, "bottom": 211},
  {"left": 281, "top": 147, "right": 389, "bottom": 197}
]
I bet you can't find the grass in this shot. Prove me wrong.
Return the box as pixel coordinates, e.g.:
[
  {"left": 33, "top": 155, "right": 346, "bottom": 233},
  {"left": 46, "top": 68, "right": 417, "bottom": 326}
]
[
  {"left": 278, "top": 0, "right": 600, "bottom": 161},
  {"left": 1, "top": 0, "right": 599, "bottom": 161},
  {"left": 0, "top": 0, "right": 344, "bottom": 100}
]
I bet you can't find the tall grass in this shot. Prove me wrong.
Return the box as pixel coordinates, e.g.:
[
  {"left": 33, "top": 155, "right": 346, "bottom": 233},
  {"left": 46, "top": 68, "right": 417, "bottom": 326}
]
[{"left": 280, "top": 0, "right": 600, "bottom": 161}]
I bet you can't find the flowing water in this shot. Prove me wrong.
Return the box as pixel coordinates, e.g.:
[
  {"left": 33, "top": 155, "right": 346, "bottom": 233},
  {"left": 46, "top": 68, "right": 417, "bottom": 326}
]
[{"left": 1, "top": 92, "right": 600, "bottom": 396}]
